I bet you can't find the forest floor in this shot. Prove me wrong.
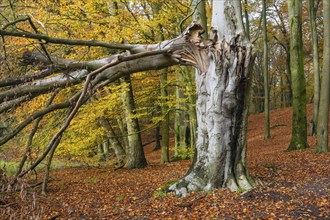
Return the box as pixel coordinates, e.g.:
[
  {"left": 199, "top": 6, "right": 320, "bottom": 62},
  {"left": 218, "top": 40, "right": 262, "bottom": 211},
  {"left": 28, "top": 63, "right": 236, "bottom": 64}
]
[{"left": 1, "top": 105, "right": 329, "bottom": 219}]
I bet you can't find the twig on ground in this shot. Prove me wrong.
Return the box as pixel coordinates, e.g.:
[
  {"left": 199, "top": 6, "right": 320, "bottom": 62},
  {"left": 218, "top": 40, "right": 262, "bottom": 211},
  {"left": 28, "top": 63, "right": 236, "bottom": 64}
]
[{"left": 175, "top": 195, "right": 206, "bottom": 208}]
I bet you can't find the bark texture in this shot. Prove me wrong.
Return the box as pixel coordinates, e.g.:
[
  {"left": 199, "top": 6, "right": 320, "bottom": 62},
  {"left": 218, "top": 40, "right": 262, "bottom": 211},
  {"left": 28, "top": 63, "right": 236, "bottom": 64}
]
[
  {"left": 287, "top": 0, "right": 308, "bottom": 151},
  {"left": 169, "top": 1, "right": 254, "bottom": 195}
]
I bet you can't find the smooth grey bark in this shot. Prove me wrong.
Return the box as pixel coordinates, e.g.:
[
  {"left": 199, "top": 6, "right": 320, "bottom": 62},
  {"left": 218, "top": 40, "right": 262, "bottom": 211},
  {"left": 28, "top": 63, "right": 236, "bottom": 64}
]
[
  {"left": 0, "top": 69, "right": 88, "bottom": 103},
  {"left": 0, "top": 48, "right": 176, "bottom": 112},
  {"left": 186, "top": 0, "right": 208, "bottom": 152},
  {"left": 316, "top": 0, "right": 330, "bottom": 152},
  {"left": 120, "top": 75, "right": 147, "bottom": 168},
  {"left": 308, "top": 0, "right": 321, "bottom": 136},
  {"left": 169, "top": 0, "right": 254, "bottom": 196},
  {"left": 287, "top": 0, "right": 308, "bottom": 151},
  {"left": 262, "top": 0, "right": 270, "bottom": 140}
]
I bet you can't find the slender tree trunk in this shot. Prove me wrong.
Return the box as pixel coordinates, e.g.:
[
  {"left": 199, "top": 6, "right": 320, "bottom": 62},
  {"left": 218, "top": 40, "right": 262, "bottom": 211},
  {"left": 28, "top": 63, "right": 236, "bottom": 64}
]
[
  {"left": 160, "top": 69, "right": 170, "bottom": 163},
  {"left": 243, "top": 0, "right": 250, "bottom": 40},
  {"left": 285, "top": 50, "right": 293, "bottom": 107},
  {"left": 174, "top": 73, "right": 183, "bottom": 157},
  {"left": 116, "top": 116, "right": 129, "bottom": 152},
  {"left": 103, "top": 139, "right": 110, "bottom": 159},
  {"left": 308, "top": 0, "right": 320, "bottom": 136},
  {"left": 97, "top": 143, "right": 106, "bottom": 162},
  {"left": 262, "top": 0, "right": 270, "bottom": 140},
  {"left": 170, "top": 0, "right": 254, "bottom": 196},
  {"left": 182, "top": 69, "right": 197, "bottom": 149},
  {"left": 287, "top": 0, "right": 308, "bottom": 151},
  {"left": 154, "top": 123, "right": 161, "bottom": 151},
  {"left": 120, "top": 75, "right": 147, "bottom": 168},
  {"left": 316, "top": 0, "right": 330, "bottom": 152},
  {"left": 192, "top": 0, "right": 208, "bottom": 39}
]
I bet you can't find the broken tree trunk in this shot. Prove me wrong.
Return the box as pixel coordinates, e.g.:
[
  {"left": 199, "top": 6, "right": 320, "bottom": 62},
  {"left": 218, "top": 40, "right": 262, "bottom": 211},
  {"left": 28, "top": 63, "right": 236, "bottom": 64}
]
[{"left": 169, "top": 0, "right": 255, "bottom": 196}]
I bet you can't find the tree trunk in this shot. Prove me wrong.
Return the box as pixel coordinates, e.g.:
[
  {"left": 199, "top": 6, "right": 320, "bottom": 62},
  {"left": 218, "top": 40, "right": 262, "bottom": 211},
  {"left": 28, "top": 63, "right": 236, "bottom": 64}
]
[
  {"left": 284, "top": 50, "right": 293, "bottom": 107},
  {"left": 316, "top": 0, "right": 330, "bottom": 152},
  {"left": 262, "top": 0, "right": 270, "bottom": 140},
  {"left": 287, "top": 0, "right": 308, "bottom": 151},
  {"left": 116, "top": 116, "right": 129, "bottom": 152},
  {"left": 103, "top": 139, "right": 110, "bottom": 159},
  {"left": 174, "top": 74, "right": 183, "bottom": 157},
  {"left": 120, "top": 75, "right": 147, "bottom": 168},
  {"left": 99, "top": 117, "right": 126, "bottom": 162},
  {"left": 192, "top": 0, "right": 208, "bottom": 39},
  {"left": 169, "top": 0, "right": 254, "bottom": 196},
  {"left": 242, "top": 0, "right": 250, "bottom": 40},
  {"left": 160, "top": 69, "right": 170, "bottom": 163},
  {"left": 308, "top": 0, "right": 321, "bottom": 136},
  {"left": 97, "top": 143, "right": 106, "bottom": 162},
  {"left": 154, "top": 123, "right": 161, "bottom": 151}
]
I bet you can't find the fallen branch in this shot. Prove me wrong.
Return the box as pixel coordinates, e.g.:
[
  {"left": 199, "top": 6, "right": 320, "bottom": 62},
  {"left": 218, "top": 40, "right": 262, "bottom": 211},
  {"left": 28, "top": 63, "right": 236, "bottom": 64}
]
[{"left": 175, "top": 195, "right": 206, "bottom": 208}]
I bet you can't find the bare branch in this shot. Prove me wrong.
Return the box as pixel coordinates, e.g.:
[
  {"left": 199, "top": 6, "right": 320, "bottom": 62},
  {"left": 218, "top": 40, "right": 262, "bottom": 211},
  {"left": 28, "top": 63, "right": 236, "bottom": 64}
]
[
  {"left": 0, "top": 95, "right": 32, "bottom": 113},
  {"left": 0, "top": 29, "right": 136, "bottom": 50},
  {"left": 0, "top": 66, "right": 56, "bottom": 88},
  {"left": 0, "top": 69, "right": 89, "bottom": 103}
]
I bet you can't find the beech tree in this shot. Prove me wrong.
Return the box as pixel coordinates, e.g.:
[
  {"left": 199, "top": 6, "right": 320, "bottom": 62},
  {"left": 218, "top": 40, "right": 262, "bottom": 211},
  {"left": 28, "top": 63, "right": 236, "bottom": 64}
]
[
  {"left": 262, "top": 0, "right": 270, "bottom": 140},
  {"left": 307, "top": 0, "right": 321, "bottom": 136},
  {"left": 316, "top": 0, "right": 330, "bottom": 153},
  {"left": 286, "top": 0, "right": 308, "bottom": 151},
  {"left": 0, "top": 0, "right": 254, "bottom": 195}
]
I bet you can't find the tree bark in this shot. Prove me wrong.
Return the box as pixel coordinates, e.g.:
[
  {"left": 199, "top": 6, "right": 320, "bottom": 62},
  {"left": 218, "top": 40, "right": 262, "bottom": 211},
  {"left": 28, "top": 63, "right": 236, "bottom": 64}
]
[
  {"left": 242, "top": 0, "right": 251, "bottom": 40},
  {"left": 262, "top": 0, "right": 270, "bottom": 140},
  {"left": 160, "top": 69, "right": 170, "bottom": 163},
  {"left": 316, "top": 0, "right": 330, "bottom": 152},
  {"left": 308, "top": 0, "right": 321, "bottom": 136},
  {"left": 169, "top": 0, "right": 254, "bottom": 196},
  {"left": 287, "top": 0, "right": 308, "bottom": 151},
  {"left": 120, "top": 75, "right": 147, "bottom": 168}
]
